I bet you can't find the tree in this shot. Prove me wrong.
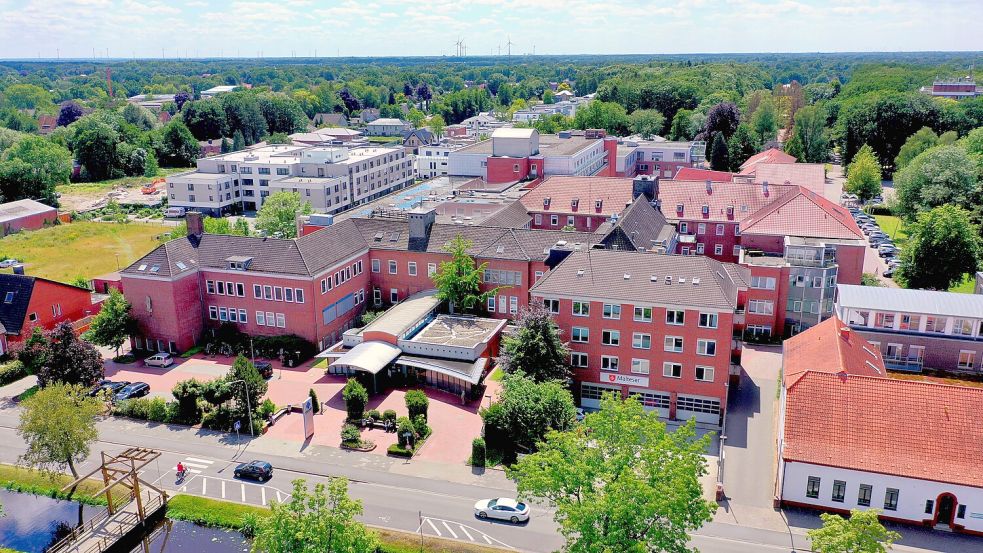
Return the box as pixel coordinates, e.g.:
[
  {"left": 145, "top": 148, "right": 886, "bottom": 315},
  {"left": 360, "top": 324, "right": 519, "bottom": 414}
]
[
  {"left": 698, "top": 102, "right": 741, "bottom": 141},
  {"left": 838, "top": 92, "right": 942, "bottom": 173},
  {"left": 573, "top": 101, "right": 629, "bottom": 135},
  {"left": 628, "top": 109, "right": 665, "bottom": 139},
  {"left": 267, "top": 132, "right": 291, "bottom": 145},
  {"left": 484, "top": 373, "right": 575, "bottom": 454},
  {"left": 784, "top": 132, "right": 805, "bottom": 161},
  {"left": 221, "top": 92, "right": 268, "bottom": 145},
  {"left": 428, "top": 114, "right": 446, "bottom": 139},
  {"left": 405, "top": 389, "right": 429, "bottom": 420},
  {"left": 0, "top": 135, "right": 71, "bottom": 205},
  {"left": 338, "top": 88, "right": 361, "bottom": 114},
  {"left": 543, "top": 89, "right": 556, "bottom": 104},
  {"left": 727, "top": 124, "right": 759, "bottom": 172},
  {"left": 18, "top": 383, "right": 100, "bottom": 480},
  {"left": 36, "top": 322, "right": 104, "bottom": 389},
  {"left": 750, "top": 96, "right": 778, "bottom": 143},
  {"left": 342, "top": 379, "right": 368, "bottom": 421},
  {"left": 789, "top": 105, "right": 829, "bottom": 163},
  {"left": 845, "top": 144, "right": 882, "bottom": 202},
  {"left": 232, "top": 130, "right": 245, "bottom": 152},
  {"left": 895, "top": 145, "right": 978, "bottom": 219},
  {"left": 668, "top": 109, "right": 694, "bottom": 141},
  {"left": 252, "top": 478, "right": 378, "bottom": 553},
  {"left": 122, "top": 103, "right": 156, "bottom": 131},
  {"left": 499, "top": 303, "right": 569, "bottom": 382},
  {"left": 83, "top": 289, "right": 135, "bottom": 358},
  {"left": 431, "top": 235, "right": 496, "bottom": 314},
  {"left": 709, "top": 132, "right": 729, "bottom": 171},
  {"left": 14, "top": 327, "right": 49, "bottom": 376},
  {"left": 3, "top": 84, "right": 52, "bottom": 110},
  {"left": 56, "top": 101, "right": 83, "bottom": 127},
  {"left": 808, "top": 509, "right": 900, "bottom": 553},
  {"left": 507, "top": 394, "right": 715, "bottom": 553},
  {"left": 896, "top": 205, "right": 981, "bottom": 291},
  {"left": 174, "top": 91, "right": 192, "bottom": 111},
  {"left": 155, "top": 120, "right": 199, "bottom": 167},
  {"left": 258, "top": 94, "right": 308, "bottom": 134},
  {"left": 406, "top": 108, "right": 425, "bottom": 129},
  {"left": 895, "top": 127, "right": 939, "bottom": 171},
  {"left": 226, "top": 354, "right": 268, "bottom": 433},
  {"left": 416, "top": 83, "right": 432, "bottom": 110},
  {"left": 255, "top": 191, "right": 311, "bottom": 239},
  {"left": 70, "top": 116, "right": 119, "bottom": 181},
  {"left": 182, "top": 99, "right": 228, "bottom": 140},
  {"left": 232, "top": 217, "right": 252, "bottom": 236}
]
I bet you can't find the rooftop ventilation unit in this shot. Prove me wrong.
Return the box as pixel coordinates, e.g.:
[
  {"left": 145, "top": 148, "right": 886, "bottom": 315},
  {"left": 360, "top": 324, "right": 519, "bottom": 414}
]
[
  {"left": 692, "top": 278, "right": 700, "bottom": 285},
  {"left": 555, "top": 240, "right": 567, "bottom": 247},
  {"left": 679, "top": 277, "right": 686, "bottom": 284},
  {"left": 650, "top": 275, "right": 658, "bottom": 282},
  {"left": 623, "top": 273, "right": 630, "bottom": 280},
  {"left": 576, "top": 269, "right": 585, "bottom": 276},
  {"left": 665, "top": 275, "right": 672, "bottom": 285}
]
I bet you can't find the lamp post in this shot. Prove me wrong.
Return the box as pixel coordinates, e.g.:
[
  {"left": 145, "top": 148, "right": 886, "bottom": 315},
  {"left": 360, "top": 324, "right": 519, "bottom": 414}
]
[{"left": 228, "top": 378, "right": 254, "bottom": 436}]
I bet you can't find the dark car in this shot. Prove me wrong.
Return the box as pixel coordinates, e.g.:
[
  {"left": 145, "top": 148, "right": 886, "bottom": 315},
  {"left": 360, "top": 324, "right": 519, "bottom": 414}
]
[
  {"left": 114, "top": 382, "right": 150, "bottom": 402},
  {"left": 254, "top": 361, "right": 273, "bottom": 379},
  {"left": 90, "top": 380, "right": 130, "bottom": 397},
  {"left": 234, "top": 460, "right": 273, "bottom": 482}
]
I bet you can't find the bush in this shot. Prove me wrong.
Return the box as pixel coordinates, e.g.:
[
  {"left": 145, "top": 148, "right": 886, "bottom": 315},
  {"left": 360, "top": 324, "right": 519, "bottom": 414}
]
[
  {"left": 341, "top": 423, "right": 361, "bottom": 446},
  {"left": 367, "top": 409, "right": 381, "bottom": 421},
  {"left": 342, "top": 378, "right": 368, "bottom": 421},
  {"left": 114, "top": 397, "right": 171, "bottom": 423},
  {"left": 258, "top": 399, "right": 277, "bottom": 420},
  {"left": 0, "top": 360, "right": 27, "bottom": 386},
  {"left": 480, "top": 402, "right": 508, "bottom": 451},
  {"left": 412, "top": 414, "right": 430, "bottom": 440},
  {"left": 202, "top": 379, "right": 232, "bottom": 405},
  {"left": 147, "top": 397, "right": 169, "bottom": 422},
  {"left": 471, "top": 438, "right": 486, "bottom": 467},
  {"left": 201, "top": 405, "right": 233, "bottom": 431},
  {"left": 387, "top": 443, "right": 413, "bottom": 458},
  {"left": 308, "top": 388, "right": 319, "bottom": 413},
  {"left": 396, "top": 416, "right": 415, "bottom": 448},
  {"left": 382, "top": 409, "right": 397, "bottom": 422},
  {"left": 171, "top": 378, "right": 204, "bottom": 424},
  {"left": 405, "top": 390, "right": 429, "bottom": 421}
]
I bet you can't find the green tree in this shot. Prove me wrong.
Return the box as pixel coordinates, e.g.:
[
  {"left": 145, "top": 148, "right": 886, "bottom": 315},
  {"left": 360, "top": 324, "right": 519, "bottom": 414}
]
[
  {"left": 573, "top": 100, "right": 630, "bottom": 135},
  {"left": 255, "top": 191, "right": 311, "bottom": 239},
  {"left": 83, "top": 289, "right": 135, "bottom": 358},
  {"left": 14, "top": 327, "right": 49, "bottom": 376},
  {"left": 267, "top": 132, "right": 291, "bottom": 145},
  {"left": 896, "top": 205, "right": 981, "bottom": 291},
  {"left": 156, "top": 120, "right": 199, "bottom": 167},
  {"left": 232, "top": 217, "right": 251, "bottom": 236},
  {"left": 431, "top": 235, "right": 497, "bottom": 314},
  {"left": 406, "top": 108, "right": 425, "bottom": 129},
  {"left": 484, "top": 373, "right": 575, "bottom": 454},
  {"left": 543, "top": 89, "right": 556, "bottom": 104},
  {"left": 258, "top": 94, "right": 308, "bottom": 135},
  {"left": 428, "top": 114, "right": 446, "bottom": 139},
  {"left": 499, "top": 304, "right": 569, "bottom": 382},
  {"left": 845, "top": 144, "right": 882, "bottom": 202},
  {"left": 252, "top": 478, "right": 378, "bottom": 553},
  {"left": 895, "top": 127, "right": 939, "bottom": 171},
  {"left": 226, "top": 354, "right": 268, "bottom": 434},
  {"left": 3, "top": 84, "right": 53, "bottom": 110},
  {"left": 784, "top": 132, "right": 805, "bottom": 161},
  {"left": 36, "top": 322, "right": 104, "bottom": 389},
  {"left": 0, "top": 135, "right": 71, "bottom": 205},
  {"left": 895, "top": 145, "right": 977, "bottom": 218},
  {"left": 17, "top": 383, "right": 100, "bottom": 480},
  {"left": 182, "top": 98, "right": 228, "bottom": 140},
  {"left": 121, "top": 103, "right": 157, "bottom": 131},
  {"left": 751, "top": 96, "right": 778, "bottom": 143},
  {"left": 628, "top": 109, "right": 665, "bottom": 139},
  {"left": 838, "top": 91, "right": 941, "bottom": 173},
  {"left": 342, "top": 378, "right": 368, "bottom": 421},
  {"left": 709, "top": 132, "right": 729, "bottom": 171},
  {"left": 727, "top": 124, "right": 759, "bottom": 172},
  {"left": 70, "top": 116, "right": 119, "bottom": 181},
  {"left": 232, "top": 130, "right": 245, "bottom": 152},
  {"left": 221, "top": 92, "right": 268, "bottom": 145},
  {"left": 808, "top": 509, "right": 901, "bottom": 553},
  {"left": 668, "top": 109, "right": 694, "bottom": 141},
  {"left": 507, "top": 394, "right": 715, "bottom": 553},
  {"left": 790, "top": 105, "right": 829, "bottom": 163}
]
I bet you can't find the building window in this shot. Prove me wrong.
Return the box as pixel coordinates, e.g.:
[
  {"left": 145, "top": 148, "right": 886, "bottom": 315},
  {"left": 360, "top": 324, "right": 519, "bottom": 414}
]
[
  {"left": 571, "top": 327, "right": 589, "bottom": 343},
  {"left": 953, "top": 318, "right": 975, "bottom": 336},
  {"left": 371, "top": 259, "right": 381, "bottom": 273},
  {"left": 256, "top": 311, "right": 266, "bottom": 326},
  {"left": 748, "top": 300, "right": 774, "bottom": 315},
  {"left": 544, "top": 299, "right": 559, "bottom": 314},
  {"left": 733, "top": 245, "right": 741, "bottom": 256},
  {"left": 408, "top": 262, "right": 417, "bottom": 276},
  {"left": 925, "top": 500, "right": 935, "bottom": 515},
  {"left": 715, "top": 224, "right": 725, "bottom": 236},
  {"left": 274, "top": 287, "right": 283, "bottom": 301},
  {"left": 695, "top": 366, "right": 714, "bottom": 382},
  {"left": 601, "top": 330, "right": 620, "bottom": 346},
  {"left": 884, "top": 488, "right": 899, "bottom": 511},
  {"left": 750, "top": 276, "right": 776, "bottom": 290},
  {"left": 236, "top": 283, "right": 245, "bottom": 297},
  {"left": 602, "top": 304, "right": 621, "bottom": 319},
  {"left": 263, "top": 286, "right": 273, "bottom": 300},
  {"left": 509, "top": 296, "right": 518, "bottom": 314},
  {"left": 697, "top": 223, "right": 706, "bottom": 235},
  {"left": 875, "top": 313, "right": 895, "bottom": 329},
  {"left": 572, "top": 301, "right": 590, "bottom": 316},
  {"left": 427, "top": 263, "right": 437, "bottom": 276},
  {"left": 600, "top": 356, "right": 619, "bottom": 372},
  {"left": 663, "top": 362, "right": 682, "bottom": 378},
  {"left": 925, "top": 316, "right": 946, "bottom": 333},
  {"left": 699, "top": 313, "right": 718, "bottom": 328},
  {"left": 253, "top": 284, "right": 262, "bottom": 298},
  {"left": 697, "top": 339, "right": 716, "bottom": 357},
  {"left": 832, "top": 480, "right": 846, "bottom": 503},
  {"left": 390, "top": 288, "right": 398, "bottom": 303},
  {"left": 534, "top": 214, "right": 542, "bottom": 226},
  {"left": 634, "top": 306, "right": 652, "bottom": 322},
  {"left": 958, "top": 505, "right": 967, "bottom": 519},
  {"left": 679, "top": 222, "right": 688, "bottom": 234},
  {"left": 216, "top": 281, "right": 225, "bottom": 295},
  {"left": 373, "top": 288, "right": 382, "bottom": 305},
  {"left": 487, "top": 296, "right": 495, "bottom": 311},
  {"left": 570, "top": 352, "right": 588, "bottom": 368},
  {"left": 550, "top": 215, "right": 559, "bottom": 227},
  {"left": 295, "top": 289, "right": 304, "bottom": 303},
  {"left": 209, "top": 306, "right": 218, "bottom": 320},
  {"left": 666, "top": 309, "right": 685, "bottom": 325},
  {"left": 696, "top": 243, "right": 705, "bottom": 255},
  {"left": 206, "top": 280, "right": 216, "bottom": 294},
  {"left": 276, "top": 313, "right": 286, "bottom": 328},
  {"left": 632, "top": 333, "right": 651, "bottom": 349},
  {"left": 958, "top": 350, "right": 976, "bottom": 370},
  {"left": 388, "top": 260, "right": 397, "bottom": 274},
  {"left": 664, "top": 336, "right": 683, "bottom": 353},
  {"left": 857, "top": 484, "right": 872, "bottom": 507},
  {"left": 285, "top": 288, "right": 294, "bottom": 302},
  {"left": 806, "top": 477, "right": 821, "bottom": 499},
  {"left": 630, "top": 359, "right": 650, "bottom": 374},
  {"left": 714, "top": 244, "right": 723, "bottom": 255}
]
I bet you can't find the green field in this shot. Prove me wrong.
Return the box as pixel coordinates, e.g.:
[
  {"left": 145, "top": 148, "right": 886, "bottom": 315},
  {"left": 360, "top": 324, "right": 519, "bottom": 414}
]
[{"left": 0, "top": 221, "right": 169, "bottom": 282}]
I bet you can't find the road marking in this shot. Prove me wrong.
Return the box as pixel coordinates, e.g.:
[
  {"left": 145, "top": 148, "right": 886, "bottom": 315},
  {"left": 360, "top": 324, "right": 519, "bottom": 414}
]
[
  {"left": 441, "top": 521, "right": 458, "bottom": 539},
  {"left": 186, "top": 468, "right": 202, "bottom": 474},
  {"left": 483, "top": 534, "right": 492, "bottom": 545},
  {"left": 459, "top": 526, "right": 473, "bottom": 541},
  {"left": 201, "top": 477, "right": 207, "bottom": 495},
  {"left": 240, "top": 484, "right": 246, "bottom": 502},
  {"left": 276, "top": 490, "right": 284, "bottom": 503},
  {"left": 261, "top": 487, "right": 267, "bottom": 506},
  {"left": 221, "top": 480, "right": 226, "bottom": 499},
  {"left": 183, "top": 462, "right": 210, "bottom": 470},
  {"left": 185, "top": 457, "right": 213, "bottom": 465},
  {"left": 424, "top": 518, "right": 442, "bottom": 537}
]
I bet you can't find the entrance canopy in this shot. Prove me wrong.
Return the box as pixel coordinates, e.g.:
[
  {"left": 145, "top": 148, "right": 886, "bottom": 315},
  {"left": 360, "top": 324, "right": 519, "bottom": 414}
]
[
  {"left": 330, "top": 341, "right": 401, "bottom": 375},
  {"left": 398, "top": 355, "right": 488, "bottom": 385}
]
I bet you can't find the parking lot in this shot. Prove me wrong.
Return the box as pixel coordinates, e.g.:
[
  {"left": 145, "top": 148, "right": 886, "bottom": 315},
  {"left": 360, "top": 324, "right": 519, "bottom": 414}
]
[{"left": 844, "top": 200, "right": 902, "bottom": 283}]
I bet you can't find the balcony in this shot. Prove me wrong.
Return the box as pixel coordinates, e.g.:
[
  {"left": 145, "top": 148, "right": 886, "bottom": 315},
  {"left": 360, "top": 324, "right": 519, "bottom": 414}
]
[
  {"left": 734, "top": 309, "right": 746, "bottom": 325},
  {"left": 882, "top": 356, "right": 924, "bottom": 373}
]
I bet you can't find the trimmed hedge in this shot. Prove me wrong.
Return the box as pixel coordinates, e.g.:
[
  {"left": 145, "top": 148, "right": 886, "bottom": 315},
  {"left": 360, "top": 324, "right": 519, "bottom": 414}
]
[
  {"left": 387, "top": 444, "right": 413, "bottom": 458},
  {"left": 0, "top": 360, "right": 27, "bottom": 386},
  {"left": 471, "top": 438, "right": 486, "bottom": 468}
]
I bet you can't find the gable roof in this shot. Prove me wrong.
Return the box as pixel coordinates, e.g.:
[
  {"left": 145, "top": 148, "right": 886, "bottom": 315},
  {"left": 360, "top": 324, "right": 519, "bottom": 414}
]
[
  {"left": 0, "top": 274, "right": 89, "bottom": 335},
  {"left": 782, "top": 316, "right": 885, "bottom": 389},
  {"left": 599, "top": 195, "right": 675, "bottom": 252},
  {"left": 520, "top": 176, "right": 635, "bottom": 217},
  {"left": 748, "top": 163, "right": 826, "bottom": 194},
  {"left": 481, "top": 201, "right": 532, "bottom": 229},
  {"left": 656, "top": 180, "right": 797, "bottom": 223},
  {"left": 739, "top": 148, "right": 796, "bottom": 171},
  {"left": 402, "top": 128, "right": 434, "bottom": 144},
  {"left": 783, "top": 372, "right": 983, "bottom": 488},
  {"left": 740, "top": 186, "right": 863, "bottom": 240},
  {"left": 674, "top": 167, "right": 735, "bottom": 182}
]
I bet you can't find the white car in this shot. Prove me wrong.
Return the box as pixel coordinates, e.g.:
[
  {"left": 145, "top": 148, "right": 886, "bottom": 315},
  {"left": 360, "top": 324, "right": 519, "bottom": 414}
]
[
  {"left": 474, "top": 498, "right": 530, "bottom": 523},
  {"left": 144, "top": 352, "right": 174, "bottom": 367},
  {"left": 0, "top": 259, "right": 16, "bottom": 268}
]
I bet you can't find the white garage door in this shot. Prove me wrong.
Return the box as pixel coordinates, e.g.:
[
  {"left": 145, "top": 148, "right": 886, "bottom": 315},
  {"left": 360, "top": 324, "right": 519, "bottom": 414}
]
[
  {"left": 580, "top": 382, "right": 620, "bottom": 410},
  {"left": 629, "top": 388, "right": 671, "bottom": 417},
  {"left": 676, "top": 394, "right": 721, "bottom": 425}
]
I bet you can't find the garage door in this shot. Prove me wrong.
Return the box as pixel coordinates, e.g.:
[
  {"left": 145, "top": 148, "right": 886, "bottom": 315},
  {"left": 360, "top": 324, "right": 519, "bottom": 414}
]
[
  {"left": 580, "top": 382, "right": 620, "bottom": 410},
  {"left": 676, "top": 394, "right": 721, "bottom": 425},
  {"left": 629, "top": 388, "right": 670, "bottom": 417}
]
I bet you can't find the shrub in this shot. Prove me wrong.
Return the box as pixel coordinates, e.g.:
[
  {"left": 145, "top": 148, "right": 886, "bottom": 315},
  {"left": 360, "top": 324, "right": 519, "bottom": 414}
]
[
  {"left": 396, "top": 416, "right": 415, "bottom": 448},
  {"left": 387, "top": 443, "right": 413, "bottom": 458},
  {"left": 258, "top": 399, "right": 277, "bottom": 420},
  {"left": 0, "top": 360, "right": 27, "bottom": 386},
  {"left": 201, "top": 405, "right": 233, "bottom": 431},
  {"left": 146, "top": 397, "right": 169, "bottom": 422},
  {"left": 480, "top": 402, "right": 508, "bottom": 451},
  {"left": 341, "top": 423, "right": 361, "bottom": 446},
  {"left": 405, "top": 390, "right": 429, "bottom": 421},
  {"left": 382, "top": 409, "right": 397, "bottom": 422},
  {"left": 201, "top": 379, "right": 232, "bottom": 405},
  {"left": 115, "top": 398, "right": 151, "bottom": 419},
  {"left": 342, "top": 378, "right": 368, "bottom": 421},
  {"left": 367, "top": 409, "right": 381, "bottom": 421},
  {"left": 308, "top": 388, "right": 319, "bottom": 413},
  {"left": 412, "top": 414, "right": 431, "bottom": 440},
  {"left": 171, "top": 378, "right": 204, "bottom": 424},
  {"left": 471, "top": 438, "right": 486, "bottom": 467}
]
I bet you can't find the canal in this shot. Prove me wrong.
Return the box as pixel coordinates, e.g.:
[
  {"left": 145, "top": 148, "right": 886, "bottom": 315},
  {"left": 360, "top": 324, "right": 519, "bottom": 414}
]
[{"left": 0, "top": 490, "right": 249, "bottom": 553}]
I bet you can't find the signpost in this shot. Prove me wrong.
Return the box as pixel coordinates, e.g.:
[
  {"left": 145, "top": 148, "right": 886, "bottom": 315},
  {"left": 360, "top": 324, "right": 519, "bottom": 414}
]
[
  {"left": 302, "top": 397, "right": 315, "bottom": 440},
  {"left": 233, "top": 420, "right": 241, "bottom": 447}
]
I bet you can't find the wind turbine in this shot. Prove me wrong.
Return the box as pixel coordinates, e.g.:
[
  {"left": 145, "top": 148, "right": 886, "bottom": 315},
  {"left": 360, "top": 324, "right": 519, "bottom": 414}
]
[{"left": 506, "top": 36, "right": 515, "bottom": 59}]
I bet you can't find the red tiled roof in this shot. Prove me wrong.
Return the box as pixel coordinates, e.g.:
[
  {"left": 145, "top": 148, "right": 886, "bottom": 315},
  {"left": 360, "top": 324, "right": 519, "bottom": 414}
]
[
  {"left": 782, "top": 316, "right": 885, "bottom": 389},
  {"left": 783, "top": 372, "right": 983, "bottom": 488},
  {"left": 748, "top": 163, "right": 826, "bottom": 194},
  {"left": 739, "top": 148, "right": 797, "bottom": 172},
  {"left": 740, "top": 186, "right": 863, "bottom": 240},
  {"left": 519, "top": 176, "right": 634, "bottom": 217},
  {"left": 674, "top": 167, "right": 734, "bottom": 182},
  {"left": 656, "top": 180, "right": 796, "bottom": 223}
]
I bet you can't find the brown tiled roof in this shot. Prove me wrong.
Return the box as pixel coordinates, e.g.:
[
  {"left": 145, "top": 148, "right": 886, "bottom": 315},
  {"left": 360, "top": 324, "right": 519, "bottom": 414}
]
[
  {"left": 740, "top": 186, "right": 863, "bottom": 240},
  {"left": 530, "top": 249, "right": 746, "bottom": 310},
  {"left": 739, "top": 148, "right": 796, "bottom": 171},
  {"left": 519, "top": 176, "right": 634, "bottom": 217},
  {"left": 783, "top": 372, "right": 983, "bottom": 488},
  {"left": 782, "top": 316, "right": 885, "bottom": 389},
  {"left": 657, "top": 180, "right": 797, "bottom": 223},
  {"left": 749, "top": 163, "right": 826, "bottom": 194}
]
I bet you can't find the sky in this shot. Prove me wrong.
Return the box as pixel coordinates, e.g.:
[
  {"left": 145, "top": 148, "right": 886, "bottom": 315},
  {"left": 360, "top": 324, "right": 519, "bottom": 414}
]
[{"left": 0, "top": 0, "right": 981, "bottom": 59}]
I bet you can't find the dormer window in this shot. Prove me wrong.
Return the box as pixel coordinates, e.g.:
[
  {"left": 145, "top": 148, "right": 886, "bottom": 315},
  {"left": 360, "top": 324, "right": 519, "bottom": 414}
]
[
  {"left": 226, "top": 256, "right": 253, "bottom": 271},
  {"left": 571, "top": 198, "right": 579, "bottom": 210},
  {"left": 595, "top": 199, "right": 603, "bottom": 210},
  {"left": 676, "top": 204, "right": 684, "bottom": 214},
  {"left": 726, "top": 205, "right": 734, "bottom": 217},
  {"left": 543, "top": 197, "right": 551, "bottom": 208},
  {"left": 701, "top": 204, "right": 710, "bottom": 215}
]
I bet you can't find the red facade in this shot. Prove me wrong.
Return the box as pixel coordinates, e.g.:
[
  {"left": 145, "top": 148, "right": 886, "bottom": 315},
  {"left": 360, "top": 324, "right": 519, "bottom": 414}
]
[{"left": 12, "top": 279, "right": 96, "bottom": 342}]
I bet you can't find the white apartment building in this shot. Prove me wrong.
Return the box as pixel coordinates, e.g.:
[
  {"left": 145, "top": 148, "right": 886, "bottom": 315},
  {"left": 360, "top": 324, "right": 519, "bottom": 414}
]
[
  {"left": 416, "top": 140, "right": 475, "bottom": 179},
  {"left": 166, "top": 144, "right": 414, "bottom": 216},
  {"left": 616, "top": 139, "right": 704, "bottom": 177}
]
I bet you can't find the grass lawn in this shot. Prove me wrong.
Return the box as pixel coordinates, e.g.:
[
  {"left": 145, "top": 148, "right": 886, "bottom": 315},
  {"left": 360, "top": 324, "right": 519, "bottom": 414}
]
[
  {"left": 0, "top": 221, "right": 169, "bottom": 282},
  {"left": 873, "top": 214, "right": 975, "bottom": 294},
  {"left": 366, "top": 136, "right": 400, "bottom": 144},
  {"left": 488, "top": 367, "right": 504, "bottom": 382},
  {"left": 55, "top": 167, "right": 192, "bottom": 196},
  {"left": 0, "top": 464, "right": 109, "bottom": 506}
]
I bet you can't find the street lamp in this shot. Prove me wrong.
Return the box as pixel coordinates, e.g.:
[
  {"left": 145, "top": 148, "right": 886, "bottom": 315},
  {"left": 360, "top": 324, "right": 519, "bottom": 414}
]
[{"left": 228, "top": 378, "right": 254, "bottom": 437}]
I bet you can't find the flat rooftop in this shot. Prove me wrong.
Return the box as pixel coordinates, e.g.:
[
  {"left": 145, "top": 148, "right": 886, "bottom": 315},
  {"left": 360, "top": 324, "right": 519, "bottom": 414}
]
[
  {"left": 0, "top": 199, "right": 55, "bottom": 222},
  {"left": 410, "top": 315, "right": 506, "bottom": 348},
  {"left": 453, "top": 134, "right": 598, "bottom": 158},
  {"left": 207, "top": 145, "right": 307, "bottom": 164},
  {"left": 360, "top": 290, "right": 441, "bottom": 339}
]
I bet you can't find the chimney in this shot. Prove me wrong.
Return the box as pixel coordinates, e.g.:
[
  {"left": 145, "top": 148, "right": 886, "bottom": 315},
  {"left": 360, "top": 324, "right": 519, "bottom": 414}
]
[
  {"left": 408, "top": 207, "right": 436, "bottom": 241},
  {"left": 762, "top": 180, "right": 770, "bottom": 196},
  {"left": 186, "top": 211, "right": 204, "bottom": 238},
  {"left": 839, "top": 326, "right": 850, "bottom": 341},
  {"left": 632, "top": 175, "right": 659, "bottom": 201},
  {"left": 705, "top": 179, "right": 713, "bottom": 193}
]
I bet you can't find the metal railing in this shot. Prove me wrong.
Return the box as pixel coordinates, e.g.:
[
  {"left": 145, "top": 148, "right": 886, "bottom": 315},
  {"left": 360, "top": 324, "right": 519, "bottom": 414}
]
[{"left": 47, "top": 493, "right": 166, "bottom": 553}]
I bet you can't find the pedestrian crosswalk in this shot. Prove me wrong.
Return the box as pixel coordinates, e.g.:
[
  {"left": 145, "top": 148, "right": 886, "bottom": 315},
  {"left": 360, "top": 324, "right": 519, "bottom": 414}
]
[
  {"left": 418, "top": 516, "right": 515, "bottom": 549},
  {"left": 179, "top": 456, "right": 213, "bottom": 474},
  {"left": 164, "top": 455, "right": 290, "bottom": 509}
]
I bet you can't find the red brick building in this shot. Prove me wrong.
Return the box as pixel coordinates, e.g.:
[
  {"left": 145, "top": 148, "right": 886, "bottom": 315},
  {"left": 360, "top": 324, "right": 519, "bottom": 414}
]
[
  {"left": 0, "top": 199, "right": 58, "bottom": 237},
  {"left": 0, "top": 273, "right": 97, "bottom": 354}
]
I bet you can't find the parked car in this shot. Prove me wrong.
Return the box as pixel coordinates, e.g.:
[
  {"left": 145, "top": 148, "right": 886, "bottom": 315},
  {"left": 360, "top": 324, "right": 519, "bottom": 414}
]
[
  {"left": 144, "top": 352, "right": 174, "bottom": 367},
  {"left": 254, "top": 361, "right": 273, "bottom": 379},
  {"left": 0, "top": 259, "right": 18, "bottom": 269},
  {"left": 164, "top": 207, "right": 186, "bottom": 218},
  {"left": 234, "top": 460, "right": 273, "bottom": 482},
  {"left": 879, "top": 245, "right": 899, "bottom": 257},
  {"left": 89, "top": 380, "right": 130, "bottom": 397},
  {"left": 883, "top": 267, "right": 896, "bottom": 278},
  {"left": 114, "top": 382, "right": 150, "bottom": 402},
  {"left": 474, "top": 498, "right": 530, "bottom": 523}
]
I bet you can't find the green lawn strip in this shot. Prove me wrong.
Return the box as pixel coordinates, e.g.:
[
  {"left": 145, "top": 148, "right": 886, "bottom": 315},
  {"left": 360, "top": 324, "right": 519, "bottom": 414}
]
[
  {"left": 0, "top": 464, "right": 107, "bottom": 506},
  {"left": 488, "top": 367, "right": 504, "bottom": 382},
  {"left": 872, "top": 214, "right": 908, "bottom": 246},
  {"left": 949, "top": 275, "right": 976, "bottom": 294},
  {"left": 166, "top": 495, "right": 507, "bottom": 552},
  {"left": 55, "top": 167, "right": 193, "bottom": 194}
]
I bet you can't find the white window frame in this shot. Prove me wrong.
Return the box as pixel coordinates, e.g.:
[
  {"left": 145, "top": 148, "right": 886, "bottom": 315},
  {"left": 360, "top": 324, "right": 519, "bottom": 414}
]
[
  {"left": 663, "top": 362, "right": 682, "bottom": 378},
  {"left": 601, "top": 329, "right": 620, "bottom": 346},
  {"left": 632, "top": 332, "right": 651, "bottom": 349},
  {"left": 408, "top": 262, "right": 417, "bottom": 276},
  {"left": 699, "top": 312, "right": 718, "bottom": 329},
  {"left": 571, "top": 327, "right": 589, "bottom": 343},
  {"left": 697, "top": 339, "right": 717, "bottom": 357},
  {"left": 570, "top": 352, "right": 588, "bottom": 368},
  {"left": 602, "top": 303, "right": 621, "bottom": 319},
  {"left": 631, "top": 358, "right": 650, "bottom": 375},
  {"left": 572, "top": 301, "right": 590, "bottom": 317},
  {"left": 664, "top": 336, "right": 683, "bottom": 353},
  {"left": 600, "top": 355, "right": 619, "bottom": 372},
  {"left": 695, "top": 365, "right": 715, "bottom": 382},
  {"left": 666, "top": 309, "right": 685, "bottom": 325},
  {"left": 634, "top": 306, "right": 652, "bottom": 322}
]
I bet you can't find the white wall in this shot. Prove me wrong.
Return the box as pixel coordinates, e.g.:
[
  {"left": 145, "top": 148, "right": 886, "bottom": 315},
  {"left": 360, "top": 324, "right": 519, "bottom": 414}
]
[
  {"left": 780, "top": 460, "right": 983, "bottom": 532},
  {"left": 448, "top": 152, "right": 488, "bottom": 179}
]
